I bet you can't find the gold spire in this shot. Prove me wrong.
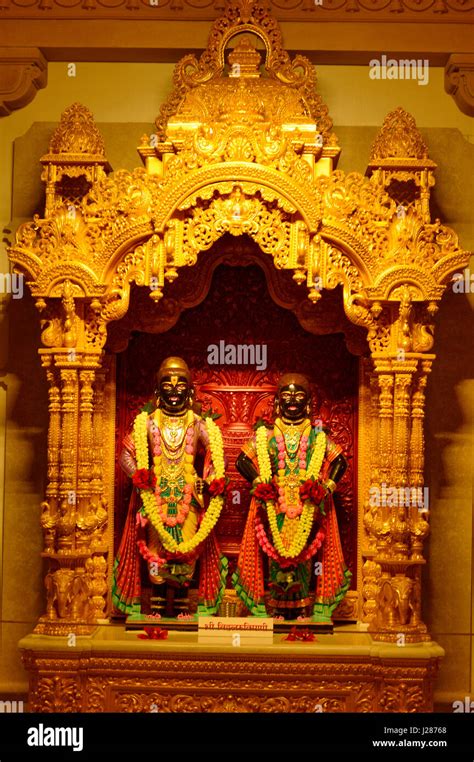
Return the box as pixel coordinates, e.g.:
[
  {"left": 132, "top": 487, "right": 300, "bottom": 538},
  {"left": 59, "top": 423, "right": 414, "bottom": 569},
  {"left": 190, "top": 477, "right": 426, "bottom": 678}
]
[
  {"left": 49, "top": 102, "right": 106, "bottom": 156},
  {"left": 228, "top": 37, "right": 261, "bottom": 79}
]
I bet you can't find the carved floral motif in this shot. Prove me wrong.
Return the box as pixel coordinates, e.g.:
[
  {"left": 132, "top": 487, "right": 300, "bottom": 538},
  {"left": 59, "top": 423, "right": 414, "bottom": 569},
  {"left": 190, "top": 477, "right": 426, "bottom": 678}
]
[
  {"left": 0, "top": 0, "right": 471, "bottom": 21},
  {"left": 370, "top": 107, "right": 429, "bottom": 161},
  {"left": 21, "top": 648, "right": 438, "bottom": 713}
]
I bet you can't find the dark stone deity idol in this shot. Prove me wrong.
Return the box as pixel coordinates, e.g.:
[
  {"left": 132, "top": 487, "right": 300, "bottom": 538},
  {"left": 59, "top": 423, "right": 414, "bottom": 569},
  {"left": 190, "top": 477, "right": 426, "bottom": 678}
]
[
  {"left": 113, "top": 357, "right": 227, "bottom": 618},
  {"left": 233, "top": 373, "right": 351, "bottom": 622}
]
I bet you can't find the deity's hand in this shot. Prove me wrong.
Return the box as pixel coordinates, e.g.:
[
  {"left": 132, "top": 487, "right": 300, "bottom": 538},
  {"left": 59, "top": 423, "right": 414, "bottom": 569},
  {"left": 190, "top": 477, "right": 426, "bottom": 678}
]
[
  {"left": 195, "top": 478, "right": 207, "bottom": 495},
  {"left": 323, "top": 478, "right": 337, "bottom": 496}
]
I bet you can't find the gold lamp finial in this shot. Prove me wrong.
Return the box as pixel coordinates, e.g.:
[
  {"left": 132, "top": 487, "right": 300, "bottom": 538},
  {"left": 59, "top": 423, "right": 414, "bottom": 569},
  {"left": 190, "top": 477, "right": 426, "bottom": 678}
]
[{"left": 228, "top": 38, "right": 261, "bottom": 79}]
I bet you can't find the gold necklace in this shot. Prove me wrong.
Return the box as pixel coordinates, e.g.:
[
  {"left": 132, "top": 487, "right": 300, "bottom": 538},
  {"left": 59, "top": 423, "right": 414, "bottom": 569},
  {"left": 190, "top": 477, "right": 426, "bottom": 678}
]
[
  {"left": 274, "top": 417, "right": 311, "bottom": 457},
  {"left": 275, "top": 416, "right": 309, "bottom": 434},
  {"left": 154, "top": 410, "right": 191, "bottom": 458}
]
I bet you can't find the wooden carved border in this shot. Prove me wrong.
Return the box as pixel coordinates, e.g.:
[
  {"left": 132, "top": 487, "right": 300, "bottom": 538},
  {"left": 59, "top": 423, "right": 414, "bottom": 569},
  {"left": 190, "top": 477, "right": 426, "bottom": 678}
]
[{"left": 0, "top": 0, "right": 472, "bottom": 22}]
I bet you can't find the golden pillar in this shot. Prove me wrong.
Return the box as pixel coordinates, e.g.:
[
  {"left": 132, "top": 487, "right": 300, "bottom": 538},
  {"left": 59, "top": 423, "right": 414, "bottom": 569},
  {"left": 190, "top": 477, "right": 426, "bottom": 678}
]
[
  {"left": 76, "top": 369, "right": 95, "bottom": 552},
  {"left": 362, "top": 364, "right": 382, "bottom": 623},
  {"left": 40, "top": 357, "right": 61, "bottom": 555},
  {"left": 58, "top": 365, "right": 78, "bottom": 553},
  {"left": 368, "top": 354, "right": 430, "bottom": 642},
  {"left": 372, "top": 364, "right": 394, "bottom": 559},
  {"left": 36, "top": 350, "right": 109, "bottom": 633}
]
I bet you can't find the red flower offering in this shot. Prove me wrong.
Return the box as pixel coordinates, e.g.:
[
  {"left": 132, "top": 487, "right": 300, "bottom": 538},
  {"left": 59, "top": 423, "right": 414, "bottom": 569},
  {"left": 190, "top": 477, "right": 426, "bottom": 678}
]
[
  {"left": 300, "top": 478, "right": 325, "bottom": 505},
  {"left": 253, "top": 482, "right": 278, "bottom": 502},
  {"left": 284, "top": 626, "right": 316, "bottom": 643},
  {"left": 138, "top": 626, "right": 168, "bottom": 640},
  {"left": 208, "top": 477, "right": 227, "bottom": 497},
  {"left": 309, "top": 481, "right": 326, "bottom": 504},
  {"left": 132, "top": 468, "right": 157, "bottom": 491}
]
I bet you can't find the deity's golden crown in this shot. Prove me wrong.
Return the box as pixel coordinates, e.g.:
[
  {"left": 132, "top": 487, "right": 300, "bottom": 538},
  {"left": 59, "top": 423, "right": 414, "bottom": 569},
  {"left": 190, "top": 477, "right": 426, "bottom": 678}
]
[
  {"left": 277, "top": 373, "right": 311, "bottom": 395},
  {"left": 156, "top": 357, "right": 191, "bottom": 384}
]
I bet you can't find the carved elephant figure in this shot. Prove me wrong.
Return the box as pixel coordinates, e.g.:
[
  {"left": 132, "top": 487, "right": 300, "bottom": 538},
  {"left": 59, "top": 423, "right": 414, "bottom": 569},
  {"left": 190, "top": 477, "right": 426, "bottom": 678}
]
[
  {"left": 70, "top": 571, "right": 91, "bottom": 621},
  {"left": 45, "top": 568, "right": 75, "bottom": 619},
  {"left": 391, "top": 576, "right": 414, "bottom": 626},
  {"left": 377, "top": 580, "right": 396, "bottom": 628}
]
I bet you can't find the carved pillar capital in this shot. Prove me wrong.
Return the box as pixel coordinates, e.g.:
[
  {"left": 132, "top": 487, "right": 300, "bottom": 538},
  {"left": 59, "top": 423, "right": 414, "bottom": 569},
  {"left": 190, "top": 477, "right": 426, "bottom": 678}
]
[
  {"left": 0, "top": 48, "right": 47, "bottom": 117},
  {"left": 445, "top": 53, "right": 474, "bottom": 117}
]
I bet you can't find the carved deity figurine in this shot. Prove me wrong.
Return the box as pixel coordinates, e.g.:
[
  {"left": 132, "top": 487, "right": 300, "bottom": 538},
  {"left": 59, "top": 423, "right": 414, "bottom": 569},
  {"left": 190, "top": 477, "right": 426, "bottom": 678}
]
[
  {"left": 234, "top": 373, "right": 351, "bottom": 622},
  {"left": 113, "top": 357, "right": 227, "bottom": 618}
]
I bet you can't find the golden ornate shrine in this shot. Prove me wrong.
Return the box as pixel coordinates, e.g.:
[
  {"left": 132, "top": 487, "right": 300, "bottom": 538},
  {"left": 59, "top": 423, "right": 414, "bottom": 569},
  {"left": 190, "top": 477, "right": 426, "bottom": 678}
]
[{"left": 11, "top": 0, "right": 469, "bottom": 712}]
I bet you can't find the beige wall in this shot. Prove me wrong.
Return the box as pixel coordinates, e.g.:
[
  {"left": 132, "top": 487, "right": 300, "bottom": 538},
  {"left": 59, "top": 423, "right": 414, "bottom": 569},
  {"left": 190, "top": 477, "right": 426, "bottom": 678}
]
[{"left": 0, "top": 62, "right": 472, "bottom": 704}]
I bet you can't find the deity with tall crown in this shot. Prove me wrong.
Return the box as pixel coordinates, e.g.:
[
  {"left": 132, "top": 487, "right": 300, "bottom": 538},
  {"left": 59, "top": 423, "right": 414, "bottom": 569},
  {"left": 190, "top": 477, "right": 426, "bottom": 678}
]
[
  {"left": 233, "top": 373, "right": 351, "bottom": 622},
  {"left": 113, "top": 357, "right": 227, "bottom": 618}
]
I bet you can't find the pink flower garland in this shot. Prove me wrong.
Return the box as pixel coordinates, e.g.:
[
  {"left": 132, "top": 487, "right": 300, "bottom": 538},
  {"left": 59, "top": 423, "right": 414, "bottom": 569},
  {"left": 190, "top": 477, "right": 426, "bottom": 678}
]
[
  {"left": 254, "top": 512, "right": 325, "bottom": 568},
  {"left": 276, "top": 433, "right": 309, "bottom": 519},
  {"left": 136, "top": 538, "right": 199, "bottom": 567},
  {"left": 136, "top": 539, "right": 168, "bottom": 567}
]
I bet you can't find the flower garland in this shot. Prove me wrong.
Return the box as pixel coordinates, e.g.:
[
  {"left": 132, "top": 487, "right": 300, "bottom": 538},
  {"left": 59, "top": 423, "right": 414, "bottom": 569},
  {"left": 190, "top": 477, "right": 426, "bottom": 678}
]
[
  {"left": 133, "top": 411, "right": 226, "bottom": 555},
  {"left": 151, "top": 413, "right": 194, "bottom": 527},
  {"left": 136, "top": 539, "right": 168, "bottom": 568},
  {"left": 255, "top": 424, "right": 327, "bottom": 559},
  {"left": 275, "top": 431, "right": 309, "bottom": 519},
  {"left": 254, "top": 510, "right": 326, "bottom": 569}
]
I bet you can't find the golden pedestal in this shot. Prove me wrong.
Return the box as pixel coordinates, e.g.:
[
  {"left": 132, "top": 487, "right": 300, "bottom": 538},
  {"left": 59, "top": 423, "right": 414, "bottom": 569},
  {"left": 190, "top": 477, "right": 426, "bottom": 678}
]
[{"left": 20, "top": 625, "right": 443, "bottom": 713}]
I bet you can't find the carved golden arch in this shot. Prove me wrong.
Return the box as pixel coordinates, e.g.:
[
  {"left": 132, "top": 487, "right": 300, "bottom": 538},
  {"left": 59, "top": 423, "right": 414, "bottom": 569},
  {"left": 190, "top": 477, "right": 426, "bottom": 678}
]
[
  {"left": 8, "top": 0, "right": 471, "bottom": 645},
  {"left": 99, "top": 172, "right": 375, "bottom": 331}
]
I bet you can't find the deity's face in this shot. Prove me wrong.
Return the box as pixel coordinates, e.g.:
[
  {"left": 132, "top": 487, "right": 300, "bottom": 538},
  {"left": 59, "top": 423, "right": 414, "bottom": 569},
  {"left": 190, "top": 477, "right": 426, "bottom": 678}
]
[
  {"left": 278, "top": 382, "right": 309, "bottom": 422},
  {"left": 158, "top": 373, "right": 190, "bottom": 414}
]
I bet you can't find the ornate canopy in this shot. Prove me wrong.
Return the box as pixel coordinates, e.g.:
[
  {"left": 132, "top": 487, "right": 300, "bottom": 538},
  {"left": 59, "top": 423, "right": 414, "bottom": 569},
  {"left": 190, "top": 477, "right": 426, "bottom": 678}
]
[{"left": 10, "top": 1, "right": 468, "bottom": 346}]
